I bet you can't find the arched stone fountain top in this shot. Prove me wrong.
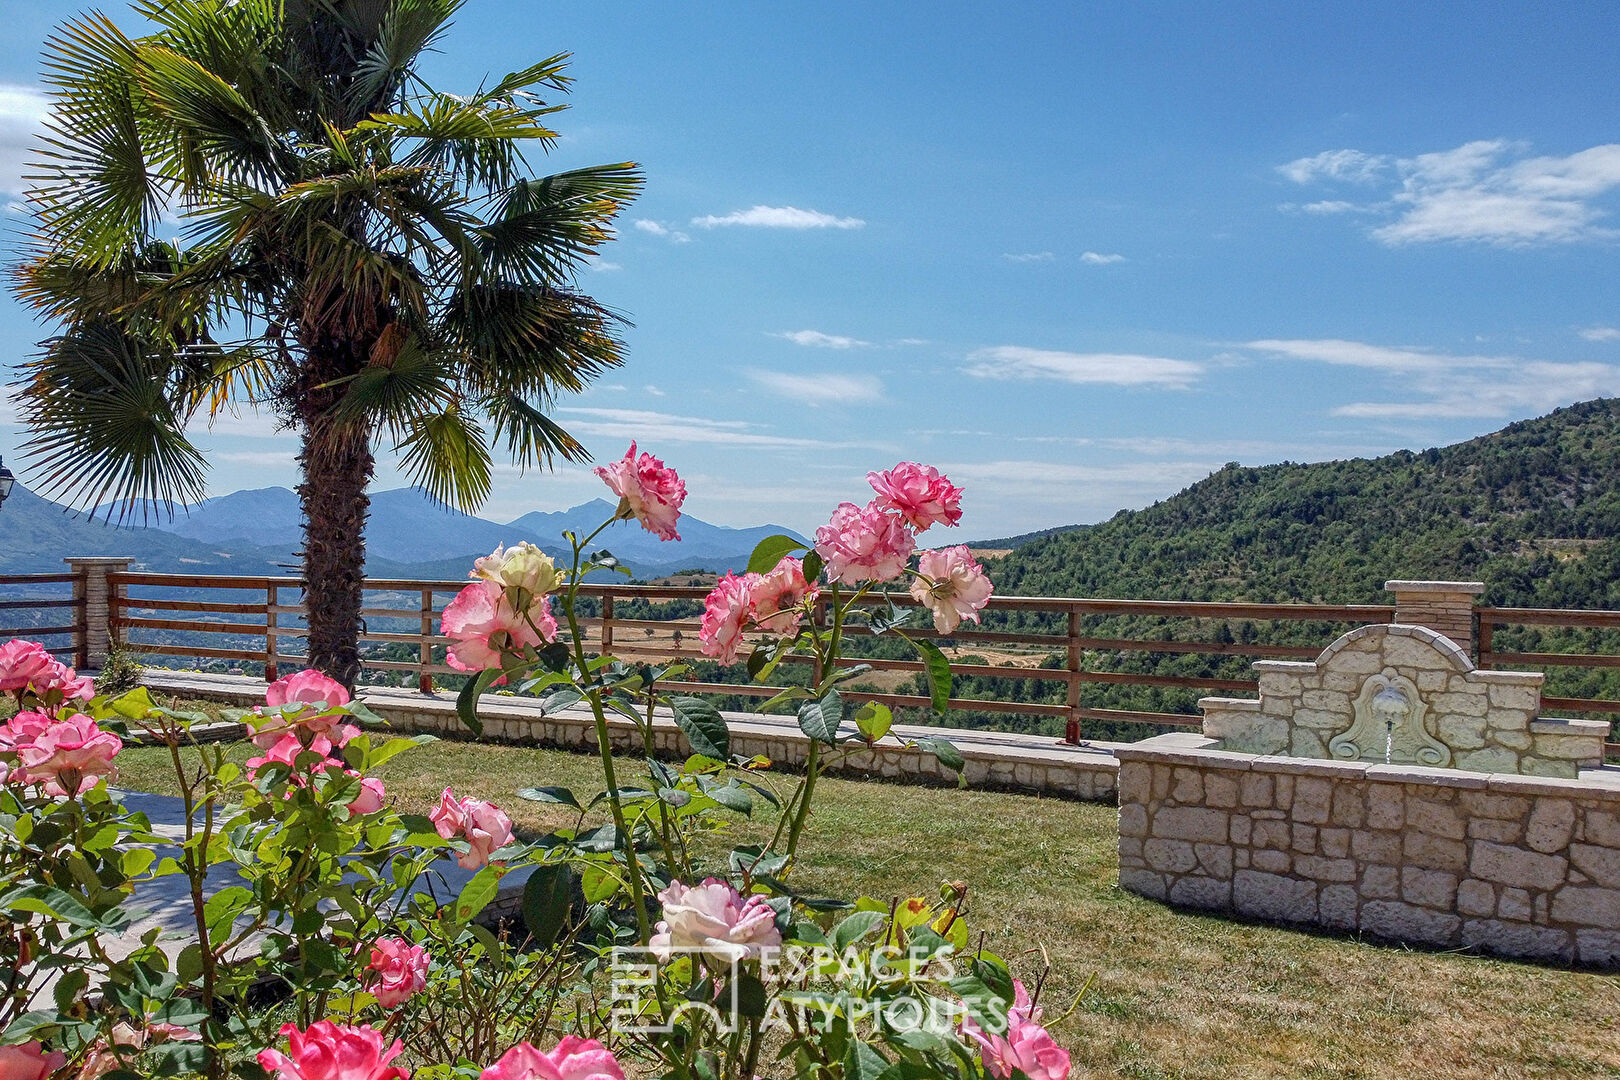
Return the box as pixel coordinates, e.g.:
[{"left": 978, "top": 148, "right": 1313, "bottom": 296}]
[
  {"left": 1197, "top": 621, "right": 1609, "bottom": 777},
  {"left": 1308, "top": 622, "right": 1474, "bottom": 675}
]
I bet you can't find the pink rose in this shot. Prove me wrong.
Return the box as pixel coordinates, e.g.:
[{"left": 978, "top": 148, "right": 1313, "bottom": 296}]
[
  {"left": 267, "top": 669, "right": 351, "bottom": 712},
  {"left": 480, "top": 1037, "right": 625, "bottom": 1080},
  {"left": 0, "top": 1041, "right": 66, "bottom": 1080},
  {"left": 348, "top": 775, "right": 387, "bottom": 815},
  {"left": 649, "top": 878, "right": 782, "bottom": 964},
  {"left": 13, "top": 714, "right": 122, "bottom": 796},
  {"left": 365, "top": 938, "right": 429, "bottom": 1009},
  {"left": 908, "top": 546, "right": 994, "bottom": 633},
  {"left": 0, "top": 639, "right": 93, "bottom": 702},
  {"left": 868, "top": 463, "right": 963, "bottom": 531},
  {"left": 961, "top": 980, "right": 1070, "bottom": 1080},
  {"left": 813, "top": 501, "right": 915, "bottom": 585},
  {"left": 442, "top": 581, "right": 555, "bottom": 674},
  {"left": 251, "top": 670, "right": 354, "bottom": 749},
  {"left": 429, "top": 788, "right": 515, "bottom": 870},
  {"left": 257, "top": 1022, "right": 407, "bottom": 1080},
  {"left": 593, "top": 442, "right": 686, "bottom": 542},
  {"left": 0, "top": 711, "right": 52, "bottom": 754},
  {"left": 246, "top": 731, "right": 342, "bottom": 773},
  {"left": 749, "top": 558, "right": 818, "bottom": 637},
  {"left": 698, "top": 573, "right": 755, "bottom": 666}
]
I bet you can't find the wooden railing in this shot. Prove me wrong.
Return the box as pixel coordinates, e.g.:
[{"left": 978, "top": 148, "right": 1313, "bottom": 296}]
[
  {"left": 6, "top": 566, "right": 1617, "bottom": 752},
  {"left": 1478, "top": 606, "right": 1620, "bottom": 758},
  {"left": 0, "top": 573, "right": 83, "bottom": 664},
  {"left": 88, "top": 570, "right": 1401, "bottom": 740}
]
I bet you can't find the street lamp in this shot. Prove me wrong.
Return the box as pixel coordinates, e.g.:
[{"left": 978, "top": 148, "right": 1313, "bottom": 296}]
[{"left": 0, "top": 454, "right": 14, "bottom": 510}]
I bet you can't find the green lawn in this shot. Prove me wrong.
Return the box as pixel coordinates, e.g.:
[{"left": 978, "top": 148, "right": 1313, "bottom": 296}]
[{"left": 112, "top": 713, "right": 1620, "bottom": 1080}]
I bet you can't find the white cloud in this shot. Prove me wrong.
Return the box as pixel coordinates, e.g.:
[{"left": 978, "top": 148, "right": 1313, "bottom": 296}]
[
  {"left": 1245, "top": 337, "right": 1620, "bottom": 419},
  {"left": 555, "top": 407, "right": 884, "bottom": 450},
  {"left": 0, "top": 84, "right": 49, "bottom": 198},
  {"left": 644, "top": 384, "right": 666, "bottom": 397},
  {"left": 214, "top": 450, "right": 298, "bottom": 467},
  {"left": 939, "top": 458, "right": 1222, "bottom": 508},
  {"left": 1281, "top": 139, "right": 1620, "bottom": 246},
  {"left": 1301, "top": 200, "right": 1358, "bottom": 214},
  {"left": 963, "top": 346, "right": 1203, "bottom": 390},
  {"left": 691, "top": 205, "right": 865, "bottom": 229},
  {"left": 588, "top": 259, "right": 622, "bottom": 272},
  {"left": 1003, "top": 251, "right": 1055, "bottom": 263},
  {"left": 1079, "top": 251, "right": 1125, "bottom": 265},
  {"left": 771, "top": 329, "right": 869, "bottom": 349},
  {"left": 633, "top": 219, "right": 690, "bottom": 242},
  {"left": 1579, "top": 326, "right": 1620, "bottom": 342},
  {"left": 748, "top": 370, "right": 884, "bottom": 405},
  {"left": 1278, "top": 149, "right": 1390, "bottom": 185}
]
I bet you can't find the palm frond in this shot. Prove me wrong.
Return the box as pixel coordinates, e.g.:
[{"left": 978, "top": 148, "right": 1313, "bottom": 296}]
[
  {"left": 396, "top": 406, "right": 492, "bottom": 512},
  {"left": 15, "top": 321, "right": 209, "bottom": 517},
  {"left": 444, "top": 282, "right": 628, "bottom": 396},
  {"left": 473, "top": 163, "right": 644, "bottom": 281},
  {"left": 485, "top": 391, "right": 588, "bottom": 468},
  {"left": 134, "top": 44, "right": 285, "bottom": 188}
]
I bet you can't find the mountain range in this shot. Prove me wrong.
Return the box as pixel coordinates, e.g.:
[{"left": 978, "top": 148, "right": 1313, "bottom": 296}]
[{"left": 0, "top": 484, "right": 805, "bottom": 580}]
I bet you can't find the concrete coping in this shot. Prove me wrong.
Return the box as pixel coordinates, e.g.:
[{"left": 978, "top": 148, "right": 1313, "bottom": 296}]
[
  {"left": 1250, "top": 660, "right": 1318, "bottom": 674},
  {"left": 1197, "top": 696, "right": 1261, "bottom": 712},
  {"left": 1529, "top": 717, "right": 1613, "bottom": 737},
  {"left": 1384, "top": 579, "right": 1486, "bottom": 595},
  {"left": 63, "top": 556, "right": 135, "bottom": 566},
  {"left": 1117, "top": 736, "right": 1620, "bottom": 803}
]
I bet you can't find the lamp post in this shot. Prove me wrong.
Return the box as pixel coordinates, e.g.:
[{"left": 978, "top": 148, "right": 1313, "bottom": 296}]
[{"left": 0, "top": 454, "right": 14, "bottom": 510}]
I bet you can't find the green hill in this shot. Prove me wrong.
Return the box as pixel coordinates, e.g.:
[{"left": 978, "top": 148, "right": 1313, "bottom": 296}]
[
  {"left": 958, "top": 399, "right": 1620, "bottom": 740},
  {"left": 991, "top": 397, "right": 1620, "bottom": 610}
]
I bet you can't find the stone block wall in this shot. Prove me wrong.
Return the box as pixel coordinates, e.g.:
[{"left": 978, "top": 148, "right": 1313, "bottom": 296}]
[{"left": 1117, "top": 733, "right": 1620, "bottom": 967}]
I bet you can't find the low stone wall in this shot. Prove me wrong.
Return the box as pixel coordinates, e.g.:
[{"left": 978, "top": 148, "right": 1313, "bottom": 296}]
[
  {"left": 1117, "top": 733, "right": 1620, "bottom": 967},
  {"left": 140, "top": 671, "right": 1120, "bottom": 801}
]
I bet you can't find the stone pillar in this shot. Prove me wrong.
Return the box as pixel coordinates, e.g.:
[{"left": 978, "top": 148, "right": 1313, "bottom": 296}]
[
  {"left": 65, "top": 557, "right": 132, "bottom": 669},
  {"left": 1384, "top": 579, "right": 1485, "bottom": 655}
]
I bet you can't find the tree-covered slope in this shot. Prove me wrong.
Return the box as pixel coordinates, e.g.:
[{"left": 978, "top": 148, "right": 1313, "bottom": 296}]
[{"left": 991, "top": 398, "right": 1620, "bottom": 610}]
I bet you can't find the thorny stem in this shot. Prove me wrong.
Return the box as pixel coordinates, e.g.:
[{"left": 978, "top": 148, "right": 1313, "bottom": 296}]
[{"left": 562, "top": 528, "right": 652, "bottom": 944}]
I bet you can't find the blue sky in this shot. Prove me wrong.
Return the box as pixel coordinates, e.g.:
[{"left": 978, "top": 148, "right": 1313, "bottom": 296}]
[{"left": 3, "top": 1, "right": 1619, "bottom": 536}]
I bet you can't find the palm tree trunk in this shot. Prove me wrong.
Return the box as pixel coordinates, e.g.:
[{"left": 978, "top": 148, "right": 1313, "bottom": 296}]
[{"left": 297, "top": 347, "right": 375, "bottom": 690}]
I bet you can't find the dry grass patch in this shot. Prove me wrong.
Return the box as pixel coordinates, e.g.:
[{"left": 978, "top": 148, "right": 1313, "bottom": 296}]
[{"left": 112, "top": 720, "right": 1620, "bottom": 1080}]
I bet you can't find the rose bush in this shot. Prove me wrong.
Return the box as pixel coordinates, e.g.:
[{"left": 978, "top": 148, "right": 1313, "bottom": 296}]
[{"left": 0, "top": 447, "right": 1074, "bottom": 1080}]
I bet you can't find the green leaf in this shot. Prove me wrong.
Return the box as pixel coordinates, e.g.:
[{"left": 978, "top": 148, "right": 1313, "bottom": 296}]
[
  {"left": 454, "top": 866, "right": 503, "bottom": 923},
  {"left": 910, "top": 637, "right": 953, "bottom": 713},
  {"left": 917, "top": 736, "right": 964, "bottom": 773},
  {"left": 797, "top": 689, "right": 844, "bottom": 746},
  {"left": 831, "top": 909, "right": 888, "bottom": 952},
  {"left": 734, "top": 973, "right": 767, "bottom": 1018},
  {"left": 801, "top": 549, "right": 823, "bottom": 583},
  {"left": 853, "top": 700, "right": 894, "bottom": 742},
  {"left": 520, "top": 863, "right": 574, "bottom": 949},
  {"left": 757, "top": 685, "right": 815, "bottom": 713},
  {"left": 844, "top": 1040, "right": 890, "bottom": 1080},
  {"left": 671, "top": 696, "right": 730, "bottom": 759},
  {"left": 517, "top": 786, "right": 580, "bottom": 809},
  {"left": 704, "top": 781, "right": 752, "bottom": 815},
  {"left": 538, "top": 687, "right": 583, "bottom": 713},
  {"left": 0, "top": 885, "right": 98, "bottom": 929},
  {"left": 746, "top": 534, "right": 807, "bottom": 574},
  {"left": 108, "top": 686, "right": 157, "bottom": 719},
  {"left": 456, "top": 668, "right": 502, "bottom": 736}
]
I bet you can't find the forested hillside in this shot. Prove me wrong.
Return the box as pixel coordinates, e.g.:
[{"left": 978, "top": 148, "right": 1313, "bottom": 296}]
[{"left": 991, "top": 398, "right": 1620, "bottom": 610}]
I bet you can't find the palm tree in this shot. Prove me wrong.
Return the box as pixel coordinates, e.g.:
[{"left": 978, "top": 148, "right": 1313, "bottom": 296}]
[{"left": 11, "top": 0, "right": 642, "bottom": 687}]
